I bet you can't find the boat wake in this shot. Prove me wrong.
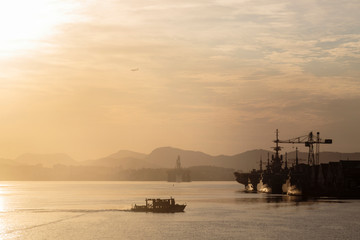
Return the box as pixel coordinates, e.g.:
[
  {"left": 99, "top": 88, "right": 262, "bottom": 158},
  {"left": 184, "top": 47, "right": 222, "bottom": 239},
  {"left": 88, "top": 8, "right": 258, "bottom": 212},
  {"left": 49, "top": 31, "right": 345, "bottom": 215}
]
[
  {"left": 257, "top": 180, "right": 271, "bottom": 193},
  {"left": 10, "top": 208, "right": 130, "bottom": 214}
]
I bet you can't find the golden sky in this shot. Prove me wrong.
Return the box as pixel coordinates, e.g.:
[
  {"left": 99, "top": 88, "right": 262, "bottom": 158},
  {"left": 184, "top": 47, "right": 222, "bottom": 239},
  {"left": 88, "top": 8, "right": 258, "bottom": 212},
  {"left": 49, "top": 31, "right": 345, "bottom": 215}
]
[{"left": 0, "top": 0, "right": 359, "bottom": 160}]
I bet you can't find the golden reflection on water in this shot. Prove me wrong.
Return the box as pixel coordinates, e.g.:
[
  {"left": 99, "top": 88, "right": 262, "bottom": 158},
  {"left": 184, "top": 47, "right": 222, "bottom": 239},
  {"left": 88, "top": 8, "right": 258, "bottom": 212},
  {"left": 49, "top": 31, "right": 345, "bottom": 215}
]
[
  {"left": 0, "top": 187, "right": 7, "bottom": 239},
  {"left": 0, "top": 187, "right": 7, "bottom": 213}
]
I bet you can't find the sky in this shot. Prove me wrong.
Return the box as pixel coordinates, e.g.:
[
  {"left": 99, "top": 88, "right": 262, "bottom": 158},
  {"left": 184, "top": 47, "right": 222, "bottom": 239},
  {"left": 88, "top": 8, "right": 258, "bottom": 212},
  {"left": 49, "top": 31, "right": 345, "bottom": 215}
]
[{"left": 0, "top": 0, "right": 359, "bottom": 160}]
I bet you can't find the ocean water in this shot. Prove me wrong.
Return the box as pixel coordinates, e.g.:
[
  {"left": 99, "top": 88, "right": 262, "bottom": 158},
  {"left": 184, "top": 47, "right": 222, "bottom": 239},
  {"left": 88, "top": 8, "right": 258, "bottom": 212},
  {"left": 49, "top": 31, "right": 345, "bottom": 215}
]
[{"left": 0, "top": 181, "right": 359, "bottom": 240}]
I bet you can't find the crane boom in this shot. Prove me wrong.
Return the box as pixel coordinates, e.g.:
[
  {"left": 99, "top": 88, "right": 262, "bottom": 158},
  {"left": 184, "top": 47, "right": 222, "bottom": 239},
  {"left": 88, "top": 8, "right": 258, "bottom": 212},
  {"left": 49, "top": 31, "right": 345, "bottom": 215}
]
[{"left": 276, "top": 131, "right": 332, "bottom": 165}]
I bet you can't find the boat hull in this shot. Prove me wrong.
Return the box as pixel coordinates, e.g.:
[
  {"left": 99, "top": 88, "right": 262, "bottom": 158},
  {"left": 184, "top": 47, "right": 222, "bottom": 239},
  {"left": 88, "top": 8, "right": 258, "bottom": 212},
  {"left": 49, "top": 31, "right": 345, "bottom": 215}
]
[{"left": 131, "top": 204, "right": 186, "bottom": 213}]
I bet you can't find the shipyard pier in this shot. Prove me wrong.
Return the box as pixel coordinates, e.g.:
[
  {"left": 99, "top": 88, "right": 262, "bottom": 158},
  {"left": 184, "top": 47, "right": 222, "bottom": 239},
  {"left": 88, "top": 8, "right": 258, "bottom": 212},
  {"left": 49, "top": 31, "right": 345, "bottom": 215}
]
[{"left": 234, "top": 130, "right": 360, "bottom": 197}]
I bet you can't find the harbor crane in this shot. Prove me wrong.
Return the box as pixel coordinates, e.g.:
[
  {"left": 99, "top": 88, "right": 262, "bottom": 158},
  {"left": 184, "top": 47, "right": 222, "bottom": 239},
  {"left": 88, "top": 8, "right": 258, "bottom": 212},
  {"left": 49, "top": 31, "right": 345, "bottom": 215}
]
[{"left": 275, "top": 130, "right": 332, "bottom": 166}]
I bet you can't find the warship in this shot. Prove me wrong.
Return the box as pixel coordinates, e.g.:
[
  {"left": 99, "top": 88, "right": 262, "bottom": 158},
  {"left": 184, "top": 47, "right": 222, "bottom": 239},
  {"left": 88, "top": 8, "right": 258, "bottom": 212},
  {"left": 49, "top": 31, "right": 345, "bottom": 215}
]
[{"left": 234, "top": 130, "right": 360, "bottom": 197}]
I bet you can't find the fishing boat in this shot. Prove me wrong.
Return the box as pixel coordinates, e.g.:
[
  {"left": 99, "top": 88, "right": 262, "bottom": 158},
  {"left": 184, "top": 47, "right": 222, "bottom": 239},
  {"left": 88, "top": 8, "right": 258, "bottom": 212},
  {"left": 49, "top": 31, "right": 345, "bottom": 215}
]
[{"left": 131, "top": 197, "right": 186, "bottom": 213}]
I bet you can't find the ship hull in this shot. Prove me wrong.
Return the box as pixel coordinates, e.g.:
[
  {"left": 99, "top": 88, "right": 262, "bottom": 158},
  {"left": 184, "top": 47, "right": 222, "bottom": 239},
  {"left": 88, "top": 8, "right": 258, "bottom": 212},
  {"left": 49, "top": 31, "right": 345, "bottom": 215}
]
[
  {"left": 235, "top": 161, "right": 360, "bottom": 198},
  {"left": 234, "top": 170, "right": 261, "bottom": 191}
]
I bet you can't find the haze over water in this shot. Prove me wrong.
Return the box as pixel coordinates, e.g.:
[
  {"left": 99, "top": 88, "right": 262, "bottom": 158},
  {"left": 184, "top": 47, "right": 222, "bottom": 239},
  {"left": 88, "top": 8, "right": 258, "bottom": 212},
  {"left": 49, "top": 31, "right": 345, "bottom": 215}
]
[{"left": 0, "top": 181, "right": 359, "bottom": 240}]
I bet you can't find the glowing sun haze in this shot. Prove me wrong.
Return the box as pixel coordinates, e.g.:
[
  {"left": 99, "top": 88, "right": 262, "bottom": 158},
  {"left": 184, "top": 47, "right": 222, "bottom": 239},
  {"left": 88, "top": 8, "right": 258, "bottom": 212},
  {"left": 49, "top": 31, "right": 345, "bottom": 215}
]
[
  {"left": 0, "top": 0, "right": 359, "bottom": 160},
  {"left": 0, "top": 0, "right": 79, "bottom": 57}
]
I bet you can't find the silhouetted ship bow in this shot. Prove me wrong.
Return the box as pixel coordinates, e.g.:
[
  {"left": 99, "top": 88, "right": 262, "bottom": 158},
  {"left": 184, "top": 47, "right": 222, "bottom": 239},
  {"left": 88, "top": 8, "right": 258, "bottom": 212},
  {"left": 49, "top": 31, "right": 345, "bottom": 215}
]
[{"left": 234, "top": 130, "right": 360, "bottom": 197}]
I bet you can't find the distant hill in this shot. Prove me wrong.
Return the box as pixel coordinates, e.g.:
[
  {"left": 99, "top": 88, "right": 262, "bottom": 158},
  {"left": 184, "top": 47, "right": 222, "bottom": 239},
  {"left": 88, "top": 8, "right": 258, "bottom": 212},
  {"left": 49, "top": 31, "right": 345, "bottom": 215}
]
[
  {"left": 286, "top": 151, "right": 360, "bottom": 165},
  {"left": 146, "top": 147, "right": 214, "bottom": 168},
  {"left": 87, "top": 157, "right": 154, "bottom": 169},
  {"left": 214, "top": 149, "right": 273, "bottom": 171},
  {"left": 15, "top": 153, "right": 77, "bottom": 168},
  {"left": 144, "top": 148, "right": 360, "bottom": 171},
  {"left": 83, "top": 150, "right": 153, "bottom": 169},
  {"left": 1, "top": 148, "right": 359, "bottom": 173},
  {"left": 104, "top": 150, "right": 147, "bottom": 160},
  {"left": 84, "top": 146, "right": 256, "bottom": 170}
]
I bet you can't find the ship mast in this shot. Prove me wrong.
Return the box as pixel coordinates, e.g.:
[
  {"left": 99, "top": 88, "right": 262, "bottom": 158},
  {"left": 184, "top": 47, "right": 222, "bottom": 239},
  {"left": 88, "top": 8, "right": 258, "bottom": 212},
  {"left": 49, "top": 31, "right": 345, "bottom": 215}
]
[
  {"left": 274, "top": 129, "right": 281, "bottom": 159},
  {"left": 295, "top": 147, "right": 299, "bottom": 166},
  {"left": 271, "top": 129, "right": 283, "bottom": 173}
]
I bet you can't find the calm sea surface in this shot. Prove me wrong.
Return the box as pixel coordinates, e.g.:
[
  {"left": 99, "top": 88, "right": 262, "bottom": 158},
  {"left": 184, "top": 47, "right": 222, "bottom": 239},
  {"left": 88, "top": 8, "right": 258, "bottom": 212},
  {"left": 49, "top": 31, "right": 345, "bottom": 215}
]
[{"left": 0, "top": 181, "right": 359, "bottom": 240}]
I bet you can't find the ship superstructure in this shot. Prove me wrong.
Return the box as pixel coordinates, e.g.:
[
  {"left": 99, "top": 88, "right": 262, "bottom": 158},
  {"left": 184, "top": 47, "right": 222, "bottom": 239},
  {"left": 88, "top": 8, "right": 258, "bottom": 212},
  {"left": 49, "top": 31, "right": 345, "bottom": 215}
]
[{"left": 259, "top": 129, "right": 288, "bottom": 193}]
